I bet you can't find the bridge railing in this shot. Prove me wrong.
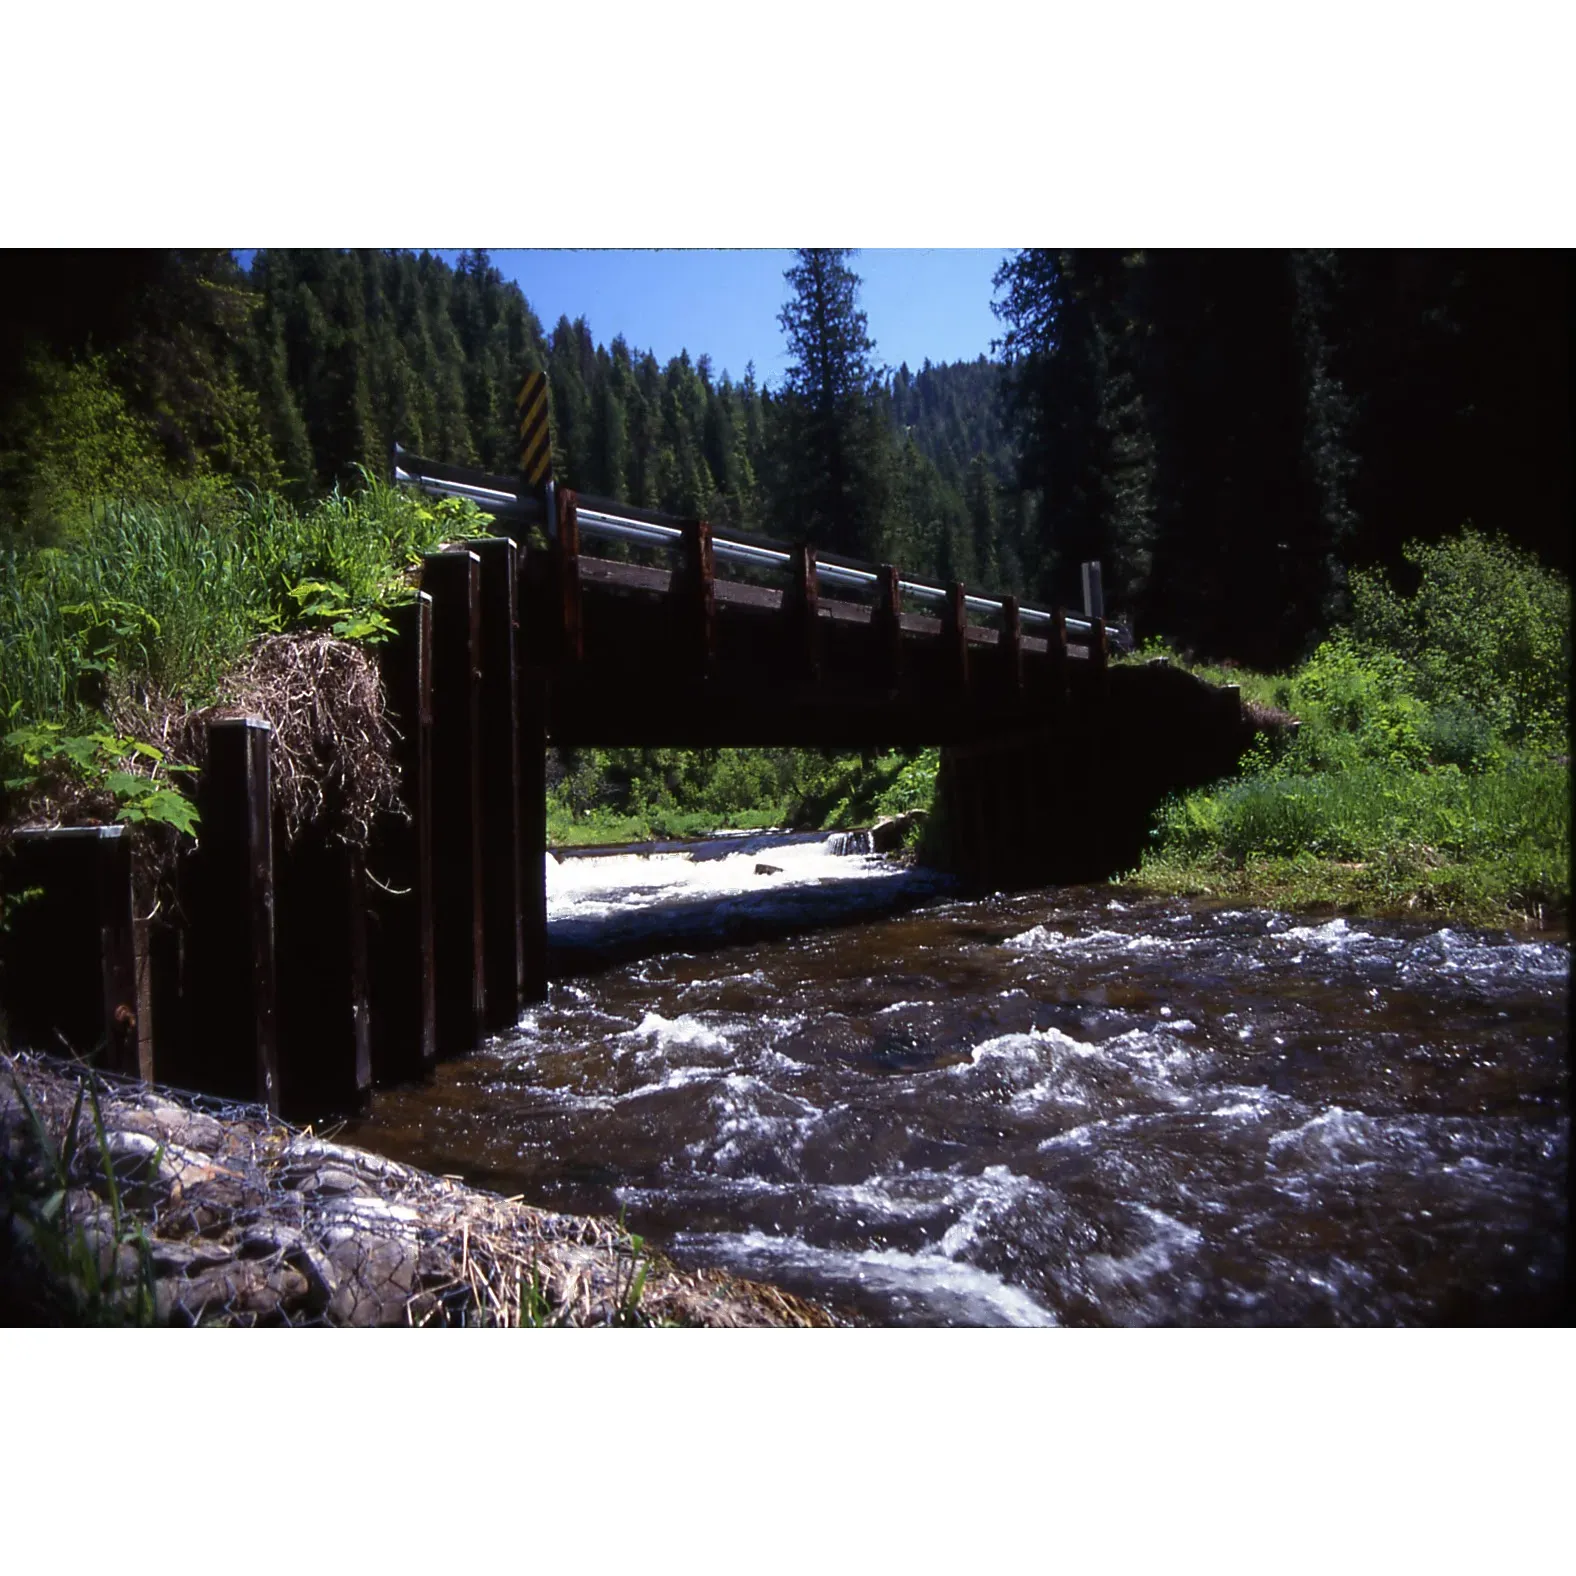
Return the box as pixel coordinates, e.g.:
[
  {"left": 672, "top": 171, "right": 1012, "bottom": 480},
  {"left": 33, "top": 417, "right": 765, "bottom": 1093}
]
[{"left": 392, "top": 444, "right": 1133, "bottom": 650}]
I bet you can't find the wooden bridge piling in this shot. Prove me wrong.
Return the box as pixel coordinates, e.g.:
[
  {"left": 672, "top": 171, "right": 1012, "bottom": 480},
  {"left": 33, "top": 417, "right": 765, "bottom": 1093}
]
[
  {"left": 273, "top": 831, "right": 373, "bottom": 1120},
  {"left": 368, "top": 591, "right": 436, "bottom": 1086},
  {"left": 872, "top": 565, "right": 903, "bottom": 687},
  {"left": 1000, "top": 596, "right": 1023, "bottom": 695},
  {"left": 423, "top": 549, "right": 485, "bottom": 1059},
  {"left": 1, "top": 826, "right": 140, "bottom": 1077},
  {"left": 941, "top": 582, "right": 969, "bottom": 690},
  {"left": 176, "top": 717, "right": 279, "bottom": 1111},
  {"left": 476, "top": 537, "right": 525, "bottom": 1031}
]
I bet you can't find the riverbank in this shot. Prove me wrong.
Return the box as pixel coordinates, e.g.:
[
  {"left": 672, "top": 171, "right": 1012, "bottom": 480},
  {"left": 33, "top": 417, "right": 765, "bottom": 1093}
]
[{"left": 0, "top": 1052, "right": 839, "bottom": 1327}]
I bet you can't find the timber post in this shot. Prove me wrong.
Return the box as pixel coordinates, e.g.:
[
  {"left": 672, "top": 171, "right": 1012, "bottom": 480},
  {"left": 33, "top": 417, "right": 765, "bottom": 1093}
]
[
  {"left": 783, "top": 542, "right": 820, "bottom": 681},
  {"left": 422, "top": 549, "right": 485, "bottom": 1059},
  {"left": 872, "top": 565, "right": 903, "bottom": 688},
  {"left": 677, "top": 518, "right": 717, "bottom": 680},
  {"left": 942, "top": 581, "right": 969, "bottom": 691},
  {"left": 554, "top": 487, "right": 582, "bottom": 664},
  {"left": 368, "top": 591, "right": 436, "bottom": 1085},
  {"left": 186, "top": 717, "right": 278, "bottom": 1111},
  {"left": 476, "top": 537, "right": 524, "bottom": 1031},
  {"left": 0, "top": 826, "right": 140, "bottom": 1077},
  {"left": 999, "top": 596, "right": 1023, "bottom": 697}
]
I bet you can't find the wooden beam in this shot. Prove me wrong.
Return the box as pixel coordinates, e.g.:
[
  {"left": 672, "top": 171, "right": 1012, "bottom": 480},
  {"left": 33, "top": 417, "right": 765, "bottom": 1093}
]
[
  {"left": 1000, "top": 595, "right": 1023, "bottom": 694},
  {"left": 554, "top": 487, "right": 582, "bottom": 664},
  {"left": 677, "top": 517, "right": 717, "bottom": 679},
  {"left": 368, "top": 592, "right": 435, "bottom": 1086},
  {"left": 783, "top": 542, "right": 820, "bottom": 681},
  {"left": 476, "top": 537, "right": 524, "bottom": 1031},
  {"left": 872, "top": 564, "right": 902, "bottom": 687},
  {"left": 422, "top": 549, "right": 485, "bottom": 1060},
  {"left": 942, "top": 581, "right": 969, "bottom": 689}
]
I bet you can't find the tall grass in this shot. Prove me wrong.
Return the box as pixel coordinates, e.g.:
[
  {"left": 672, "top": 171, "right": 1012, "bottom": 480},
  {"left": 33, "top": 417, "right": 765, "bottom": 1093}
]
[{"left": 1, "top": 476, "right": 488, "bottom": 729}]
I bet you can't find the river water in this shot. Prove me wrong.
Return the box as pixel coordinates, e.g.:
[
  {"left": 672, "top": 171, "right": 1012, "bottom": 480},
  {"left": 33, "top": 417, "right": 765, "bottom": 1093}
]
[{"left": 344, "top": 834, "right": 1570, "bottom": 1325}]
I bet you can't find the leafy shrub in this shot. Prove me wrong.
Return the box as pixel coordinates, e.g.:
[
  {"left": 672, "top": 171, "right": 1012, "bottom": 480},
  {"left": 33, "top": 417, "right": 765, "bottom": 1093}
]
[{"left": 1349, "top": 528, "right": 1569, "bottom": 751}]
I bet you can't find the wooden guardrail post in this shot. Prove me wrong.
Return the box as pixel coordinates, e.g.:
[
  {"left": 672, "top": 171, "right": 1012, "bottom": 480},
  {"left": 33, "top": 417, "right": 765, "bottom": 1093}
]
[
  {"left": 1048, "top": 607, "right": 1070, "bottom": 717},
  {"left": 554, "top": 487, "right": 582, "bottom": 664},
  {"left": 476, "top": 537, "right": 524, "bottom": 1031},
  {"left": 368, "top": 591, "right": 436, "bottom": 1086},
  {"left": 677, "top": 518, "right": 717, "bottom": 680},
  {"left": 872, "top": 565, "right": 903, "bottom": 687},
  {"left": 783, "top": 542, "right": 820, "bottom": 682},
  {"left": 1000, "top": 596, "right": 1023, "bottom": 695},
  {"left": 422, "top": 549, "right": 485, "bottom": 1059},
  {"left": 1091, "top": 615, "right": 1110, "bottom": 698},
  {"left": 942, "top": 582, "right": 970, "bottom": 690},
  {"left": 185, "top": 718, "right": 279, "bottom": 1111},
  {"left": 1, "top": 827, "right": 140, "bottom": 1076}
]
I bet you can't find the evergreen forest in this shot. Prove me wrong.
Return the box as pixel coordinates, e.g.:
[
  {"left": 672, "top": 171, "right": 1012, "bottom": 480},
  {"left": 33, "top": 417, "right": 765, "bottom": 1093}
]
[{"left": 3, "top": 248, "right": 1565, "bottom": 672}]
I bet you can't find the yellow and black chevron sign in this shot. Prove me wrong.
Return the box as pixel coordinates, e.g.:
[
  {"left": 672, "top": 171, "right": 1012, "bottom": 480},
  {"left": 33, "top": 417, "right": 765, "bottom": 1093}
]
[{"left": 516, "top": 371, "right": 552, "bottom": 485}]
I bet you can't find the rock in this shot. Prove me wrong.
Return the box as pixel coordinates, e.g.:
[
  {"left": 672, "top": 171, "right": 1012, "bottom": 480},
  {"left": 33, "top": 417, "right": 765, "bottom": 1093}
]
[
  {"left": 323, "top": 1228, "right": 420, "bottom": 1327},
  {"left": 159, "top": 1258, "right": 311, "bottom": 1326},
  {"left": 754, "top": 862, "right": 783, "bottom": 876},
  {"left": 869, "top": 810, "right": 924, "bottom": 854}
]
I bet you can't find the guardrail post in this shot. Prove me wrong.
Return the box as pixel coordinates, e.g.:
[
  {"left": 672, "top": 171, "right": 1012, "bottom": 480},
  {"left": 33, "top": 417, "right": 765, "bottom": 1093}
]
[
  {"left": 872, "top": 565, "right": 903, "bottom": 687},
  {"left": 942, "top": 582, "right": 969, "bottom": 689},
  {"left": 476, "top": 537, "right": 524, "bottom": 1031},
  {"left": 1048, "top": 607, "right": 1070, "bottom": 716},
  {"left": 1000, "top": 596, "right": 1023, "bottom": 694},
  {"left": 554, "top": 487, "right": 582, "bottom": 664},
  {"left": 422, "top": 549, "right": 485, "bottom": 1059},
  {"left": 1, "top": 826, "right": 140, "bottom": 1076},
  {"left": 1091, "top": 614, "right": 1110, "bottom": 696},
  {"left": 783, "top": 542, "right": 820, "bottom": 681},
  {"left": 368, "top": 591, "right": 436, "bottom": 1085},
  {"left": 677, "top": 518, "right": 717, "bottom": 680}
]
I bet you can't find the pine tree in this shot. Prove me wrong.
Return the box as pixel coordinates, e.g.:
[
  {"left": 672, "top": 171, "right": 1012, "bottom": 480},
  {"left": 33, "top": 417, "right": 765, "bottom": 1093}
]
[{"left": 770, "top": 249, "right": 891, "bottom": 559}]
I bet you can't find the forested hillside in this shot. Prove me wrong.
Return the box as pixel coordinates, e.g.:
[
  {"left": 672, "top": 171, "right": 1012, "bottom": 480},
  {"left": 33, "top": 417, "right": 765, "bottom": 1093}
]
[{"left": 1, "top": 247, "right": 1566, "bottom": 670}]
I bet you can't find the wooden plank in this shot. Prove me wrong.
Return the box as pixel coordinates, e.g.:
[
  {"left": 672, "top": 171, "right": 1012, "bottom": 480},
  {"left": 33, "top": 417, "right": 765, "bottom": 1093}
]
[
  {"left": 1000, "top": 596, "right": 1023, "bottom": 693},
  {"left": 520, "top": 674, "right": 549, "bottom": 1005},
  {"left": 555, "top": 487, "right": 583, "bottom": 663},
  {"left": 677, "top": 518, "right": 717, "bottom": 679},
  {"left": 872, "top": 565, "right": 902, "bottom": 685},
  {"left": 368, "top": 592, "right": 435, "bottom": 1086},
  {"left": 476, "top": 537, "right": 524, "bottom": 1031},
  {"left": 422, "top": 550, "right": 485, "bottom": 1060},
  {"left": 783, "top": 543, "right": 819, "bottom": 680},
  {"left": 1, "top": 827, "right": 140, "bottom": 1078},
  {"left": 942, "top": 582, "right": 969, "bottom": 688},
  {"left": 191, "top": 718, "right": 278, "bottom": 1111},
  {"left": 580, "top": 556, "right": 672, "bottom": 595}
]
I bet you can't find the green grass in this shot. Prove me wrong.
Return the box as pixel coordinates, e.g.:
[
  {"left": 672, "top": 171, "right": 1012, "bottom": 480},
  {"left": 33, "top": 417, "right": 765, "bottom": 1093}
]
[{"left": 1, "top": 475, "right": 490, "bottom": 731}]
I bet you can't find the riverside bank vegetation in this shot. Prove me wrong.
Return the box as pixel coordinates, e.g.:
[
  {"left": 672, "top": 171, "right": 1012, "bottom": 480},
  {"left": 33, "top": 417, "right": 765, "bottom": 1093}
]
[{"left": 0, "top": 248, "right": 1568, "bottom": 931}]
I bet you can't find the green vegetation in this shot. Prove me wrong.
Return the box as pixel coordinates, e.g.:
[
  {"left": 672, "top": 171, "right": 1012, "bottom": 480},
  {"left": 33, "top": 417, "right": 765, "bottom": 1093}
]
[
  {"left": 545, "top": 746, "right": 939, "bottom": 847},
  {"left": 2, "top": 1060, "right": 158, "bottom": 1325},
  {"left": 1130, "top": 530, "right": 1570, "bottom": 929}
]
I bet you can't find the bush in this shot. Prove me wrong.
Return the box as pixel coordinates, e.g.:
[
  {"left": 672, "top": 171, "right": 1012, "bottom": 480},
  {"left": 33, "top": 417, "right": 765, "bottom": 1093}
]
[{"left": 1349, "top": 527, "right": 1569, "bottom": 752}]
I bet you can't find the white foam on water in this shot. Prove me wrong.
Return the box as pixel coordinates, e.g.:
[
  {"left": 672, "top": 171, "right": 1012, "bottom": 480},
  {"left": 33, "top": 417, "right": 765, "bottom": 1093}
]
[
  {"left": 1002, "top": 924, "right": 1071, "bottom": 952},
  {"left": 936, "top": 1164, "right": 1043, "bottom": 1258},
  {"left": 675, "top": 1228, "right": 1057, "bottom": 1327},
  {"left": 1278, "top": 917, "right": 1373, "bottom": 951},
  {"left": 1085, "top": 1205, "right": 1206, "bottom": 1295},
  {"left": 546, "top": 836, "right": 932, "bottom": 924},
  {"left": 627, "top": 1011, "right": 737, "bottom": 1055},
  {"left": 1267, "top": 1105, "right": 1398, "bottom": 1169}
]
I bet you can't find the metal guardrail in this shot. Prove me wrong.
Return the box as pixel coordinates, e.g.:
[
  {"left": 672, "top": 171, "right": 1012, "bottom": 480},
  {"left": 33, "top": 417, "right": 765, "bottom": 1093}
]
[{"left": 393, "top": 448, "right": 1132, "bottom": 648}]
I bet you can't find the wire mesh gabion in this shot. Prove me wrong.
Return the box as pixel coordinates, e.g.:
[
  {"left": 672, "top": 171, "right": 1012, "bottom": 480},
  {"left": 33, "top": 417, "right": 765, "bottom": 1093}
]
[{"left": 1, "top": 1050, "right": 836, "bottom": 1328}]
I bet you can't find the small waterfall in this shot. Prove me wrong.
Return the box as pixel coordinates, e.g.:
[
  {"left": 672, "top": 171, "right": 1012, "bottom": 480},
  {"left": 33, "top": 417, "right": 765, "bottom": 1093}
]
[{"left": 828, "top": 830, "right": 873, "bottom": 857}]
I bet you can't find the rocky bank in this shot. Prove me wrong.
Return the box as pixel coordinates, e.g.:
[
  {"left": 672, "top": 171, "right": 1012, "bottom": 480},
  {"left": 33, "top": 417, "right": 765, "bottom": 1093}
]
[{"left": 0, "top": 1051, "right": 837, "bottom": 1327}]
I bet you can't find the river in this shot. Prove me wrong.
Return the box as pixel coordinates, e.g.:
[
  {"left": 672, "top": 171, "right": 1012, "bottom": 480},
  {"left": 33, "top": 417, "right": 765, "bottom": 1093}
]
[{"left": 343, "top": 833, "right": 1569, "bottom": 1325}]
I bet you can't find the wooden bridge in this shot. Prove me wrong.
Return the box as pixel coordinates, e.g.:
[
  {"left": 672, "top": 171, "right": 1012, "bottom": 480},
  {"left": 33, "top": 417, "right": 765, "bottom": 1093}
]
[{"left": 1, "top": 418, "right": 1257, "bottom": 1125}]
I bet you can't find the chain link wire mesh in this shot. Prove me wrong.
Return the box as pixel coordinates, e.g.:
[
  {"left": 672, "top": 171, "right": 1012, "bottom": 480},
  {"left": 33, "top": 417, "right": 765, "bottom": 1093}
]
[{"left": 2, "top": 1050, "right": 835, "bottom": 1327}]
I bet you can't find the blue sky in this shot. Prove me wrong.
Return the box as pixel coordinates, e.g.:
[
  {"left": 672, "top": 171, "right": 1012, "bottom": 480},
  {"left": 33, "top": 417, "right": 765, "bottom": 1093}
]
[{"left": 470, "top": 249, "right": 1014, "bottom": 387}]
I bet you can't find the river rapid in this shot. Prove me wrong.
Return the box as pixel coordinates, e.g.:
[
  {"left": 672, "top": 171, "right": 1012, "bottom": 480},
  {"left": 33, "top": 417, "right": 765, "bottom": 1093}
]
[{"left": 343, "top": 834, "right": 1569, "bottom": 1325}]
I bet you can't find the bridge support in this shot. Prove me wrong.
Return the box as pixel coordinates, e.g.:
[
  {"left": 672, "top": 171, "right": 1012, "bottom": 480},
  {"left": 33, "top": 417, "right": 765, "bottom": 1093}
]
[
  {"left": 423, "top": 550, "right": 485, "bottom": 1059},
  {"left": 369, "top": 592, "right": 436, "bottom": 1086}
]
